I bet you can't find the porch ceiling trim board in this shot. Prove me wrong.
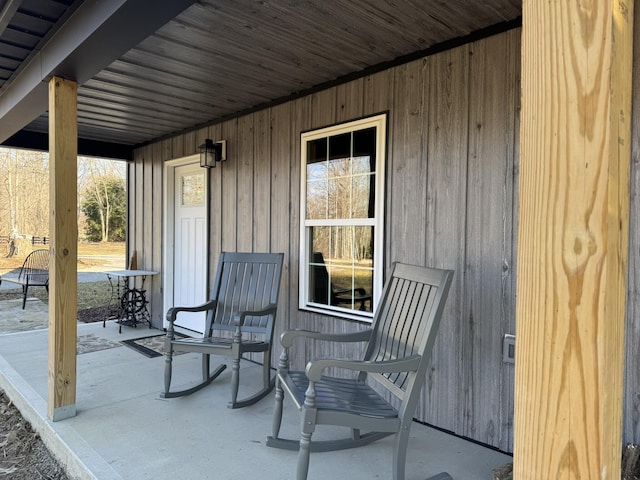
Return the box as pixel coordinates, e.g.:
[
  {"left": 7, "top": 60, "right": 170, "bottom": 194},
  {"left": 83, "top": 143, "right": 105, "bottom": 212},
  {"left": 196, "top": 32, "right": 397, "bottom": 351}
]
[
  {"left": 514, "top": 0, "right": 633, "bottom": 477},
  {"left": 0, "top": 0, "right": 195, "bottom": 144}
]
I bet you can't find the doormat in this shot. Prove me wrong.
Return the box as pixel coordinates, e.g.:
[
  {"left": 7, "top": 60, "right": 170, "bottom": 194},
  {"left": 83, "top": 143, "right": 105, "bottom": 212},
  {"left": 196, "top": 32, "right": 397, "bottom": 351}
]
[
  {"left": 77, "top": 334, "right": 122, "bottom": 355},
  {"left": 121, "top": 333, "right": 187, "bottom": 358}
]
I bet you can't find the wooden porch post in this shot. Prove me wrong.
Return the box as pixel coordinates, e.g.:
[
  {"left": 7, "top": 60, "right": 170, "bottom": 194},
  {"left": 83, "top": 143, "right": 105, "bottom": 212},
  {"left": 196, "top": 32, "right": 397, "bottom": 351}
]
[
  {"left": 47, "top": 76, "right": 78, "bottom": 421},
  {"left": 514, "top": 1, "right": 634, "bottom": 478}
]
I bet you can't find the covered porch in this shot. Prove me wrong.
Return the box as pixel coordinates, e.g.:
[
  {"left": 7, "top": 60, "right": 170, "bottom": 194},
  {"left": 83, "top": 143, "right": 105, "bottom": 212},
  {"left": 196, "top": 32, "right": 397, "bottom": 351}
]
[
  {"left": 0, "top": 318, "right": 511, "bottom": 480},
  {"left": 0, "top": 0, "right": 637, "bottom": 478}
]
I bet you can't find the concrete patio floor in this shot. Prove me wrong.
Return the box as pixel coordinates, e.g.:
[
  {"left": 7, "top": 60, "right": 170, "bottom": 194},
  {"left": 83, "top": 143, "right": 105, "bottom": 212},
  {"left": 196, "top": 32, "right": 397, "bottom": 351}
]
[{"left": 0, "top": 296, "right": 512, "bottom": 480}]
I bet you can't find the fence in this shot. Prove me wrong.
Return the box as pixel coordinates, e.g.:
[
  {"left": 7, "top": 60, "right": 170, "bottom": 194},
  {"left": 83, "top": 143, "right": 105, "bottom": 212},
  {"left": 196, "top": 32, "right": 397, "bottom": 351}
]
[
  {"left": 31, "top": 236, "right": 49, "bottom": 245},
  {"left": 0, "top": 235, "right": 49, "bottom": 254}
]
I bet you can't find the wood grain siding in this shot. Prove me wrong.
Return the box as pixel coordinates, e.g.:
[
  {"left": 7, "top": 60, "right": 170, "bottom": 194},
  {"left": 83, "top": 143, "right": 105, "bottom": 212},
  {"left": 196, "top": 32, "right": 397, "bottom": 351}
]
[
  {"left": 336, "top": 78, "right": 365, "bottom": 123},
  {"left": 130, "top": 27, "right": 527, "bottom": 453},
  {"left": 220, "top": 120, "right": 239, "bottom": 253},
  {"left": 270, "top": 103, "right": 293, "bottom": 357},
  {"left": 142, "top": 147, "right": 155, "bottom": 319},
  {"left": 206, "top": 122, "right": 223, "bottom": 282},
  {"left": 252, "top": 110, "right": 269, "bottom": 253},
  {"left": 420, "top": 45, "right": 470, "bottom": 435},
  {"left": 390, "top": 59, "right": 429, "bottom": 268},
  {"left": 230, "top": 115, "right": 255, "bottom": 354},
  {"left": 289, "top": 95, "right": 311, "bottom": 350},
  {"left": 626, "top": 1, "right": 640, "bottom": 446},
  {"left": 465, "top": 29, "right": 519, "bottom": 448},
  {"left": 507, "top": 32, "right": 521, "bottom": 454}
]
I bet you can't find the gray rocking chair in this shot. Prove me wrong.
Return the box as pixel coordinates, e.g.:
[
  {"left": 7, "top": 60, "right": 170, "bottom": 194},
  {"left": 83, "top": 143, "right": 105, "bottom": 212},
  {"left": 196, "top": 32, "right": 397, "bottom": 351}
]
[
  {"left": 162, "top": 252, "right": 284, "bottom": 409},
  {"left": 266, "top": 262, "right": 453, "bottom": 480}
]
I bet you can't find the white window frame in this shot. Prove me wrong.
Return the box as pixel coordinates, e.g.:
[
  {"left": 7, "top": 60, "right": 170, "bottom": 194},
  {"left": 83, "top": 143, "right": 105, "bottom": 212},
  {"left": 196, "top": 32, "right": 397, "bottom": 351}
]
[{"left": 298, "top": 113, "right": 386, "bottom": 321}]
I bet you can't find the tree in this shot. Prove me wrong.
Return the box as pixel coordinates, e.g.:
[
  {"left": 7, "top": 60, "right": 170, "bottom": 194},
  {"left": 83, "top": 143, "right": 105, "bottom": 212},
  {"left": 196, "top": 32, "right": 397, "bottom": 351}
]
[
  {"left": 0, "top": 148, "right": 49, "bottom": 235},
  {"left": 78, "top": 157, "right": 127, "bottom": 242},
  {"left": 0, "top": 149, "right": 127, "bottom": 247},
  {"left": 80, "top": 175, "right": 126, "bottom": 242},
  {"left": 0, "top": 148, "right": 49, "bottom": 255}
]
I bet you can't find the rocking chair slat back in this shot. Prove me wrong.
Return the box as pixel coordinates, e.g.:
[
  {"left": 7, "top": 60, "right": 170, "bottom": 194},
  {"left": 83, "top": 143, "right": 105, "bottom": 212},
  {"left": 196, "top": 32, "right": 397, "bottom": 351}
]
[
  {"left": 366, "top": 264, "right": 448, "bottom": 398},
  {"left": 207, "top": 252, "right": 282, "bottom": 335}
]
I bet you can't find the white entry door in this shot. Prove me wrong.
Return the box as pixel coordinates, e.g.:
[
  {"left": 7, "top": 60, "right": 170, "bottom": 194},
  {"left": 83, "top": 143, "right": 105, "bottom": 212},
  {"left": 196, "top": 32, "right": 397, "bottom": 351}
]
[{"left": 165, "top": 161, "right": 208, "bottom": 334}]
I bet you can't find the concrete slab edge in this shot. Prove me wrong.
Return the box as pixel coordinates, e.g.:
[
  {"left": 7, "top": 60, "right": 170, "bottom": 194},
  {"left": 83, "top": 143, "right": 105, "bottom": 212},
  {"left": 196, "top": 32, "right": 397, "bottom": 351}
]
[{"left": 0, "top": 352, "right": 122, "bottom": 480}]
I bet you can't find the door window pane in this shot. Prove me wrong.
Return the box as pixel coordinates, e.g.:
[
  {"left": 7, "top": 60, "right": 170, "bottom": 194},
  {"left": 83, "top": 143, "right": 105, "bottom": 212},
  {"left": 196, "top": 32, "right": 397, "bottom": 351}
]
[{"left": 181, "top": 173, "right": 205, "bottom": 206}]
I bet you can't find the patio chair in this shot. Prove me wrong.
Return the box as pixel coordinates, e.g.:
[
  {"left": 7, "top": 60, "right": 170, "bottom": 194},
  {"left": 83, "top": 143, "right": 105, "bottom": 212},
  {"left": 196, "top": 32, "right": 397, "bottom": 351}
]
[
  {"left": 0, "top": 249, "right": 49, "bottom": 309},
  {"left": 162, "top": 252, "right": 284, "bottom": 409},
  {"left": 266, "top": 262, "right": 453, "bottom": 480},
  {"left": 310, "top": 252, "right": 372, "bottom": 311}
]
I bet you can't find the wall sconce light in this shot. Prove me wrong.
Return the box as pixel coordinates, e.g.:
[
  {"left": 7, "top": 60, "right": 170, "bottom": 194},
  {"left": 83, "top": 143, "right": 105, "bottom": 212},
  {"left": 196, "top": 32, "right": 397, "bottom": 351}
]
[{"left": 199, "top": 139, "right": 226, "bottom": 168}]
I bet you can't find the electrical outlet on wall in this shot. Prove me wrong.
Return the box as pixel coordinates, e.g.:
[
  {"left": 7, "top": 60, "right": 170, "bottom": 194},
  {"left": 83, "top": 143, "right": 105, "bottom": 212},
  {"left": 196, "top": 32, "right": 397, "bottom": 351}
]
[{"left": 503, "top": 334, "right": 515, "bottom": 363}]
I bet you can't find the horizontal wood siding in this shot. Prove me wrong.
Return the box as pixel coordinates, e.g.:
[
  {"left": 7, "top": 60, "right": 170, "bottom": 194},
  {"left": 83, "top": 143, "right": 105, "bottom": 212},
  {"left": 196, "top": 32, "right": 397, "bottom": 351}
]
[{"left": 126, "top": 24, "right": 637, "bottom": 452}]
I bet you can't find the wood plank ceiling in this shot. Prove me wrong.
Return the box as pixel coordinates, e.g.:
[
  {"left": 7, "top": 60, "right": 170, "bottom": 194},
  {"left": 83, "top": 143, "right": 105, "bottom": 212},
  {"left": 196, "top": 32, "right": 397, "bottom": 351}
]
[{"left": 0, "top": 0, "right": 522, "bottom": 157}]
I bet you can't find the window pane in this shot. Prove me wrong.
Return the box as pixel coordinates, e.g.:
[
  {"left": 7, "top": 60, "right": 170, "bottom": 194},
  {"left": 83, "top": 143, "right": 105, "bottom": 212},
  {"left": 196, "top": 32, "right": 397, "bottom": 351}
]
[
  {"left": 307, "top": 128, "right": 377, "bottom": 221},
  {"left": 327, "top": 156, "right": 351, "bottom": 177},
  {"left": 306, "top": 139, "right": 328, "bottom": 220},
  {"left": 353, "top": 127, "right": 376, "bottom": 158},
  {"left": 310, "top": 226, "right": 331, "bottom": 257},
  {"left": 327, "top": 175, "right": 349, "bottom": 219},
  {"left": 307, "top": 160, "right": 328, "bottom": 182},
  {"left": 308, "top": 225, "right": 374, "bottom": 312},
  {"left": 328, "top": 133, "right": 350, "bottom": 160},
  {"left": 351, "top": 172, "right": 374, "bottom": 218},
  {"left": 352, "top": 155, "right": 374, "bottom": 175},
  {"left": 352, "top": 129, "right": 376, "bottom": 218},
  {"left": 306, "top": 177, "right": 327, "bottom": 219},
  {"left": 309, "top": 250, "right": 330, "bottom": 305},
  {"left": 331, "top": 265, "right": 373, "bottom": 312},
  {"left": 308, "top": 138, "right": 327, "bottom": 164},
  {"left": 353, "top": 225, "right": 374, "bottom": 263}
]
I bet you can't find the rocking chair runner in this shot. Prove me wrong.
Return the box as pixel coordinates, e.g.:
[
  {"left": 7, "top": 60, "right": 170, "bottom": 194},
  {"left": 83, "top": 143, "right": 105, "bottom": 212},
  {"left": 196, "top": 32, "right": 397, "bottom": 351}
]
[
  {"left": 162, "top": 252, "right": 284, "bottom": 409},
  {"left": 266, "top": 262, "right": 453, "bottom": 480}
]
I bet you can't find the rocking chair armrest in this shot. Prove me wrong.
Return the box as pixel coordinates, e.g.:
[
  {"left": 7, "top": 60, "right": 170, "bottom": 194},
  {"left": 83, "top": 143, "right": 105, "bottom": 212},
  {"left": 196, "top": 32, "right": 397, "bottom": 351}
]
[
  {"left": 166, "top": 299, "right": 217, "bottom": 323},
  {"left": 233, "top": 303, "right": 278, "bottom": 326},
  {"left": 305, "top": 355, "right": 422, "bottom": 382},
  {"left": 280, "top": 328, "right": 372, "bottom": 348}
]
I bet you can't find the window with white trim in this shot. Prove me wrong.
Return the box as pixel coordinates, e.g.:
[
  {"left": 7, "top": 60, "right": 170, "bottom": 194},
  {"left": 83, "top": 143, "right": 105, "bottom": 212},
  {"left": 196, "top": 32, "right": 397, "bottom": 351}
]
[{"left": 299, "top": 114, "right": 386, "bottom": 321}]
